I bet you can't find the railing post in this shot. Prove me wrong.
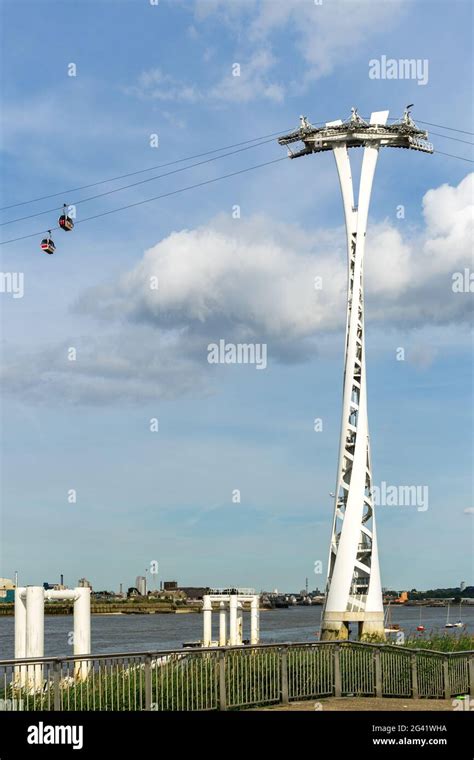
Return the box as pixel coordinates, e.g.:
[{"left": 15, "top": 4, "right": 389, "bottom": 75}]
[
  {"left": 374, "top": 647, "right": 382, "bottom": 697},
  {"left": 281, "top": 646, "right": 289, "bottom": 705},
  {"left": 334, "top": 645, "right": 342, "bottom": 697},
  {"left": 443, "top": 656, "right": 450, "bottom": 700},
  {"left": 219, "top": 650, "right": 227, "bottom": 711},
  {"left": 53, "top": 659, "right": 61, "bottom": 711},
  {"left": 469, "top": 655, "right": 474, "bottom": 698},
  {"left": 144, "top": 654, "right": 152, "bottom": 711},
  {"left": 411, "top": 653, "right": 418, "bottom": 699}
]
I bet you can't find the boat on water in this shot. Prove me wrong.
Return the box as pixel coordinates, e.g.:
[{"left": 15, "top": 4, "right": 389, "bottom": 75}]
[
  {"left": 445, "top": 602, "right": 454, "bottom": 628},
  {"left": 384, "top": 601, "right": 400, "bottom": 633},
  {"left": 453, "top": 599, "right": 464, "bottom": 628},
  {"left": 445, "top": 601, "right": 464, "bottom": 629},
  {"left": 416, "top": 606, "right": 425, "bottom": 632}
]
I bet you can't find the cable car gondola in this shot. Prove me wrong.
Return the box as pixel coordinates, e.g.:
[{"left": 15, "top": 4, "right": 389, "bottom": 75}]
[
  {"left": 41, "top": 231, "right": 56, "bottom": 255},
  {"left": 58, "top": 203, "right": 74, "bottom": 231}
]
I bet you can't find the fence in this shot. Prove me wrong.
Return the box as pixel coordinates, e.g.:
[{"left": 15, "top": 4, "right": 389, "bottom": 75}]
[{"left": 0, "top": 641, "right": 472, "bottom": 711}]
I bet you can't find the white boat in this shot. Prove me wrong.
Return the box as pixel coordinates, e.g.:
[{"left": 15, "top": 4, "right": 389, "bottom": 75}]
[
  {"left": 384, "top": 601, "right": 400, "bottom": 633},
  {"left": 445, "top": 602, "right": 454, "bottom": 628},
  {"left": 453, "top": 600, "right": 464, "bottom": 628},
  {"left": 445, "top": 601, "right": 463, "bottom": 628}
]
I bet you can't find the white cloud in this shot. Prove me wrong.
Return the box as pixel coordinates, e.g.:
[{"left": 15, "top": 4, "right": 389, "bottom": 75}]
[
  {"left": 126, "top": 50, "right": 284, "bottom": 105},
  {"left": 128, "top": 0, "right": 405, "bottom": 105},
  {"left": 124, "top": 68, "right": 201, "bottom": 103},
  {"left": 193, "top": 0, "right": 406, "bottom": 84},
  {"left": 464, "top": 508, "right": 474, "bottom": 515},
  {"left": 77, "top": 214, "right": 346, "bottom": 355},
  {"left": 2, "top": 174, "right": 472, "bottom": 404},
  {"left": 81, "top": 174, "right": 474, "bottom": 337},
  {"left": 209, "top": 50, "right": 285, "bottom": 103},
  {"left": 0, "top": 329, "right": 210, "bottom": 406}
]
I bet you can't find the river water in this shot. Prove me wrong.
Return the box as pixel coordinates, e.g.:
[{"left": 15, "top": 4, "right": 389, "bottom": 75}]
[{"left": 1, "top": 605, "right": 473, "bottom": 659}]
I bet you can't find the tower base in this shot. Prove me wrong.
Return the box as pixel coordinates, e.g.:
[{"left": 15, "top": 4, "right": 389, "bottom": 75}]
[{"left": 320, "top": 611, "right": 385, "bottom": 641}]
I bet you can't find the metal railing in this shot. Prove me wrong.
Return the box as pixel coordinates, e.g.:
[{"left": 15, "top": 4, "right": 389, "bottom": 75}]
[{"left": 0, "top": 641, "right": 472, "bottom": 711}]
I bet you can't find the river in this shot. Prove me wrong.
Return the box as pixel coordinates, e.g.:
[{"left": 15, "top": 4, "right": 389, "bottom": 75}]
[{"left": 1, "top": 604, "right": 473, "bottom": 659}]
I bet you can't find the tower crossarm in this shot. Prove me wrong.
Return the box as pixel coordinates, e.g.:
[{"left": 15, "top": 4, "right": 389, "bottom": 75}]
[{"left": 278, "top": 108, "right": 433, "bottom": 156}]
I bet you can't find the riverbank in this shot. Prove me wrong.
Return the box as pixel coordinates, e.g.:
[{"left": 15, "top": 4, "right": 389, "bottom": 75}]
[
  {"left": 0, "top": 602, "right": 276, "bottom": 616},
  {"left": 0, "top": 602, "right": 202, "bottom": 616}
]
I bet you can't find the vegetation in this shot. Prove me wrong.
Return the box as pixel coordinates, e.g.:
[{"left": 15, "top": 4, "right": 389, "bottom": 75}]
[
  {"left": 402, "top": 633, "right": 474, "bottom": 652},
  {"left": 2, "top": 639, "right": 472, "bottom": 712},
  {"left": 361, "top": 632, "right": 474, "bottom": 651},
  {"left": 404, "top": 587, "right": 474, "bottom": 600}
]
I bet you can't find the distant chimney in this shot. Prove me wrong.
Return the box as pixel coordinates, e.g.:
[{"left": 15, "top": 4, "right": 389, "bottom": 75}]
[{"left": 60, "top": 573, "right": 64, "bottom": 586}]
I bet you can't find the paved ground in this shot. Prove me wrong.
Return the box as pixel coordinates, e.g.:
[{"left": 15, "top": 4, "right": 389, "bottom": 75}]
[{"left": 253, "top": 697, "right": 457, "bottom": 711}]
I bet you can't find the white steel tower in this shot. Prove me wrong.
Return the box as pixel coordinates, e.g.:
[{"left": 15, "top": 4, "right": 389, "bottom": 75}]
[{"left": 279, "top": 108, "right": 433, "bottom": 639}]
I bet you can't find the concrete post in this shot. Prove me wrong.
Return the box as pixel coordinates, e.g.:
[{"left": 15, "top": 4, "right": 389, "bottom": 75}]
[
  {"left": 203, "top": 595, "right": 212, "bottom": 647},
  {"left": 219, "top": 602, "right": 227, "bottom": 647},
  {"left": 26, "top": 586, "right": 44, "bottom": 690},
  {"left": 236, "top": 603, "right": 243, "bottom": 645},
  {"left": 250, "top": 596, "right": 259, "bottom": 645},
  {"left": 14, "top": 588, "right": 27, "bottom": 687},
  {"left": 229, "top": 595, "right": 238, "bottom": 646},
  {"left": 74, "top": 587, "right": 91, "bottom": 680}
]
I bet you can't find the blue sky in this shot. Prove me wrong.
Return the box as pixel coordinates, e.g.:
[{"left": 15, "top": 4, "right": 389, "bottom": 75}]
[{"left": 0, "top": 0, "right": 472, "bottom": 594}]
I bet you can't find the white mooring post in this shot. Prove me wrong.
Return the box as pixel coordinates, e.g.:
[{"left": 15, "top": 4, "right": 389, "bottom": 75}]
[
  {"left": 204, "top": 590, "right": 260, "bottom": 648},
  {"left": 14, "top": 585, "right": 92, "bottom": 688},
  {"left": 25, "top": 586, "right": 44, "bottom": 690},
  {"left": 74, "top": 587, "right": 91, "bottom": 680},
  {"left": 236, "top": 603, "right": 243, "bottom": 645},
  {"left": 219, "top": 601, "right": 227, "bottom": 646},
  {"left": 14, "top": 587, "right": 27, "bottom": 687},
  {"left": 229, "top": 595, "right": 238, "bottom": 646},
  {"left": 203, "top": 595, "right": 212, "bottom": 647},
  {"left": 250, "top": 596, "right": 259, "bottom": 645}
]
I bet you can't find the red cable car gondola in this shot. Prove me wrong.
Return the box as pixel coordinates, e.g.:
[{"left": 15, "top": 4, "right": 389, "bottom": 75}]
[
  {"left": 58, "top": 203, "right": 74, "bottom": 231},
  {"left": 41, "top": 231, "right": 56, "bottom": 255}
]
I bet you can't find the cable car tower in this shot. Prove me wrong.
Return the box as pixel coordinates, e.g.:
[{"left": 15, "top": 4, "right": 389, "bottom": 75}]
[{"left": 278, "top": 108, "right": 433, "bottom": 639}]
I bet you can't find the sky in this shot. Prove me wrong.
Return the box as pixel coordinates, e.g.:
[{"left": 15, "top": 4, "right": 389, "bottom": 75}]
[{"left": 0, "top": 0, "right": 472, "bottom": 595}]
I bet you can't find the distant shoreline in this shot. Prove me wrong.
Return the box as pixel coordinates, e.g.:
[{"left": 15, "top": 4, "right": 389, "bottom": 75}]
[
  {"left": 0, "top": 603, "right": 276, "bottom": 617},
  {"left": 0, "top": 603, "right": 202, "bottom": 617}
]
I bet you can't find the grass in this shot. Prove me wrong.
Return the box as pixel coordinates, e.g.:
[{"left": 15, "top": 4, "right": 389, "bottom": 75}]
[
  {"left": 2, "top": 639, "right": 472, "bottom": 711},
  {"left": 361, "top": 632, "right": 474, "bottom": 651}
]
